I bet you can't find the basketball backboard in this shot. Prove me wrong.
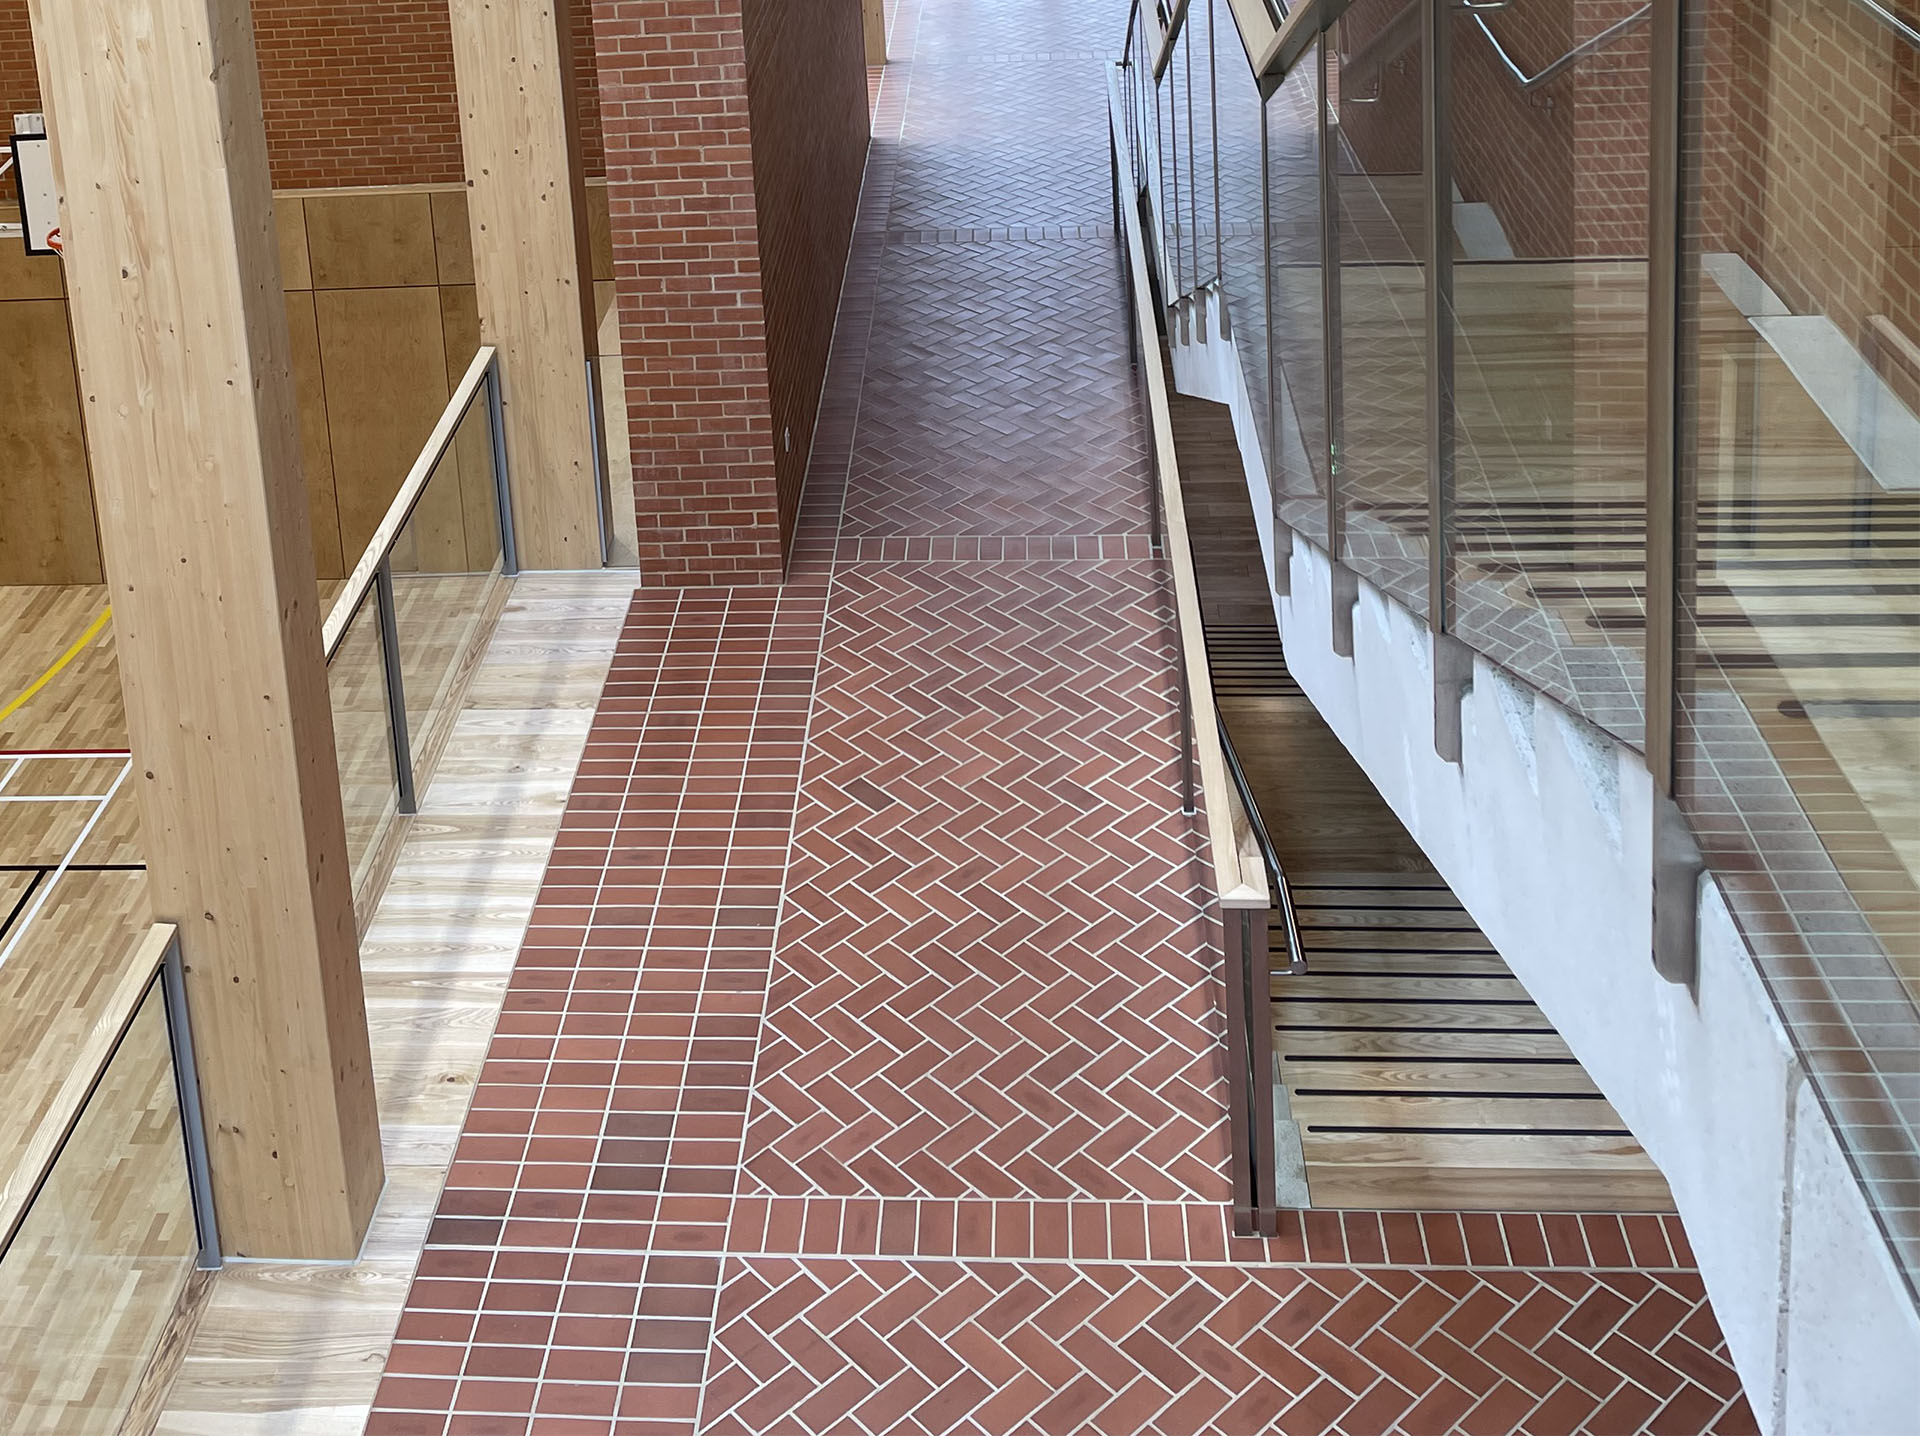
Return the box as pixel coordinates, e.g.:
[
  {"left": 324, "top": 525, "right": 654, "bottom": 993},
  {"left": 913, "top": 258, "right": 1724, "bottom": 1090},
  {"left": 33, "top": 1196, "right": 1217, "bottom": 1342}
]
[{"left": 10, "top": 113, "right": 57, "bottom": 256}]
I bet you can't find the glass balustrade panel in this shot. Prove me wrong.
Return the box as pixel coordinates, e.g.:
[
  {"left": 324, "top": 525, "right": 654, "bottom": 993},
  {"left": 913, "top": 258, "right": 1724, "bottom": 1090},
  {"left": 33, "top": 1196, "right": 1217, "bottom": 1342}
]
[
  {"left": 387, "top": 389, "right": 506, "bottom": 787},
  {"left": 1331, "top": 0, "right": 1431, "bottom": 619},
  {"left": 0, "top": 977, "right": 197, "bottom": 1436},
  {"left": 1677, "top": 0, "right": 1920, "bottom": 1290},
  {"left": 1446, "top": 0, "right": 1653, "bottom": 747}
]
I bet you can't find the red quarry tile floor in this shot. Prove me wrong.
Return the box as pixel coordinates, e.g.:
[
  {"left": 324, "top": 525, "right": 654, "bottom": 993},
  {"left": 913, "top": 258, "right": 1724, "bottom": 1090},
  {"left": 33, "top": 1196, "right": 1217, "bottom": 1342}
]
[{"left": 364, "top": 0, "right": 1757, "bottom": 1431}]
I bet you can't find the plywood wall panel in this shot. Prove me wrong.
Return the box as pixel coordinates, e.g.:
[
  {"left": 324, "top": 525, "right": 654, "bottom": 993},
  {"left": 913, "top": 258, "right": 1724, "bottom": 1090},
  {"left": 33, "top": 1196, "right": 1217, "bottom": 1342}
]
[
  {"left": 285, "top": 290, "right": 344, "bottom": 579},
  {"left": 438, "top": 284, "right": 498, "bottom": 570},
  {"left": 315, "top": 286, "right": 451, "bottom": 566},
  {"left": 276, "top": 196, "right": 312, "bottom": 290},
  {"left": 0, "top": 230, "right": 64, "bottom": 301},
  {"left": 0, "top": 300, "right": 99, "bottom": 584},
  {"left": 431, "top": 191, "right": 474, "bottom": 286},
  {"left": 305, "top": 192, "right": 438, "bottom": 290}
]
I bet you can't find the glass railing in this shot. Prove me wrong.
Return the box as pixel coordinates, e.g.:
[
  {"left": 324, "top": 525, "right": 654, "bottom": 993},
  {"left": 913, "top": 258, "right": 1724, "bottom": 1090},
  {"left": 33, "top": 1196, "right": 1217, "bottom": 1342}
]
[
  {"left": 1118, "top": 0, "right": 1920, "bottom": 1301},
  {"left": 0, "top": 925, "right": 219, "bottom": 1435},
  {"left": 320, "top": 346, "right": 517, "bottom": 924}
]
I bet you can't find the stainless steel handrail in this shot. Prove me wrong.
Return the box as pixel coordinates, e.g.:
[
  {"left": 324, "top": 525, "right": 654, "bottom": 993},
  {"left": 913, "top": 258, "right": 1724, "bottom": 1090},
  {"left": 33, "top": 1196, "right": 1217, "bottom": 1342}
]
[
  {"left": 1473, "top": 2, "right": 1652, "bottom": 90},
  {"left": 1855, "top": 0, "right": 1920, "bottom": 47},
  {"left": 1217, "top": 712, "right": 1309, "bottom": 977}
]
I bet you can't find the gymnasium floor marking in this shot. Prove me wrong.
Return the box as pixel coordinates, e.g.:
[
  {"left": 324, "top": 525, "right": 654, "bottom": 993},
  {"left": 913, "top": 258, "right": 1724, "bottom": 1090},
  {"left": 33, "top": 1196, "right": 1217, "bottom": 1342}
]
[
  {"left": 0, "top": 753, "right": 137, "bottom": 972},
  {"left": 0, "top": 605, "right": 111, "bottom": 726}
]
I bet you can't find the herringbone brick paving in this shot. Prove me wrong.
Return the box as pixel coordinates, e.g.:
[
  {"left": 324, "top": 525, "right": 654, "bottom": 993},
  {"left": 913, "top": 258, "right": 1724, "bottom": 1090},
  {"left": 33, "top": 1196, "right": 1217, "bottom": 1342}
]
[
  {"left": 364, "top": 0, "right": 1758, "bottom": 1430},
  {"left": 740, "top": 559, "right": 1225, "bottom": 1202},
  {"left": 841, "top": 240, "right": 1149, "bottom": 539}
]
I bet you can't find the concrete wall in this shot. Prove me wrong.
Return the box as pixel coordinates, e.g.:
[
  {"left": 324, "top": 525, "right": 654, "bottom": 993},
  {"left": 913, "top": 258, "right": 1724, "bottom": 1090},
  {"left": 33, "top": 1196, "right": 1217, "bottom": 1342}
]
[{"left": 1171, "top": 312, "right": 1920, "bottom": 1434}]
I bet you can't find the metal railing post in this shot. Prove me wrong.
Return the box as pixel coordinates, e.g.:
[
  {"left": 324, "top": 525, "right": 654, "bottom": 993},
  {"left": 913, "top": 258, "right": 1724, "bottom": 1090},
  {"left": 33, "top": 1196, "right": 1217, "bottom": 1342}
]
[
  {"left": 1319, "top": 32, "right": 1345, "bottom": 555},
  {"left": 374, "top": 560, "right": 418, "bottom": 816},
  {"left": 486, "top": 357, "right": 519, "bottom": 576},
  {"left": 1210, "top": 0, "right": 1224, "bottom": 293},
  {"left": 1242, "top": 903, "right": 1279, "bottom": 1236},
  {"left": 1424, "top": 0, "right": 1456, "bottom": 631},
  {"left": 1186, "top": 22, "right": 1200, "bottom": 308},
  {"left": 585, "top": 354, "right": 612, "bottom": 566},
  {"left": 1220, "top": 905, "right": 1257, "bottom": 1235},
  {"left": 161, "top": 933, "right": 222, "bottom": 1270}
]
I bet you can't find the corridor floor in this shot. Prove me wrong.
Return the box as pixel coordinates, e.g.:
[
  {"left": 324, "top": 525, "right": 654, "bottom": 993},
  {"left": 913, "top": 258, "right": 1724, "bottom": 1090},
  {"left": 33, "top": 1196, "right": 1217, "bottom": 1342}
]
[{"left": 366, "top": 1, "right": 1756, "bottom": 1431}]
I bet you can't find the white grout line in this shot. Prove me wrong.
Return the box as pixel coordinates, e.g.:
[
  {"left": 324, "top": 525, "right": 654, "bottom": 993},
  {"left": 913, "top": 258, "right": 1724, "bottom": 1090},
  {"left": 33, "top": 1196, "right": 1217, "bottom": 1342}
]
[{"left": 0, "top": 759, "right": 130, "bottom": 972}]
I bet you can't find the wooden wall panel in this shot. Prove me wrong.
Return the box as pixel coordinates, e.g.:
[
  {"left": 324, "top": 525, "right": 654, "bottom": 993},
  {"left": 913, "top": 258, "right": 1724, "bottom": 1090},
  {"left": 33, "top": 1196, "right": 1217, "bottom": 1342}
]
[
  {"left": 438, "top": 284, "right": 499, "bottom": 569},
  {"left": 304, "top": 192, "right": 439, "bottom": 290},
  {"left": 0, "top": 181, "right": 601, "bottom": 587},
  {"left": 431, "top": 191, "right": 474, "bottom": 286},
  {"left": 314, "top": 286, "right": 452, "bottom": 564},
  {"left": 275, "top": 196, "right": 312, "bottom": 290},
  {"left": 0, "top": 222, "right": 64, "bottom": 300},
  {"left": 285, "top": 291, "right": 344, "bottom": 578},
  {"left": 0, "top": 299, "right": 99, "bottom": 584}
]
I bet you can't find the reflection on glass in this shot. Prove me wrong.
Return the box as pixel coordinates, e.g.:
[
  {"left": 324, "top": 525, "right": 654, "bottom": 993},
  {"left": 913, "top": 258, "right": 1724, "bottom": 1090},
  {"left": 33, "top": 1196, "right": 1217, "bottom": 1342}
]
[
  {"left": 1446, "top": 0, "right": 1651, "bottom": 746},
  {"left": 388, "top": 393, "right": 506, "bottom": 777},
  {"left": 1185, "top": 0, "right": 1220, "bottom": 292},
  {"left": 1332, "top": 0, "right": 1431, "bottom": 618},
  {"left": 1215, "top": 0, "right": 1270, "bottom": 457},
  {"left": 327, "top": 586, "right": 397, "bottom": 888},
  {"left": 0, "top": 978, "right": 196, "bottom": 1435},
  {"left": 1678, "top": 0, "right": 1920, "bottom": 1284},
  {"left": 1267, "top": 33, "right": 1329, "bottom": 550},
  {"left": 1164, "top": 23, "right": 1190, "bottom": 295}
]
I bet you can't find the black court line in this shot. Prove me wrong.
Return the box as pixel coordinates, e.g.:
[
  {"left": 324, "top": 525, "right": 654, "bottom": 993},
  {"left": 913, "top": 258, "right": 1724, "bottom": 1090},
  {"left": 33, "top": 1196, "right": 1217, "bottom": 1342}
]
[
  {"left": 0, "top": 869, "right": 44, "bottom": 945},
  {"left": 0, "top": 862, "right": 147, "bottom": 873}
]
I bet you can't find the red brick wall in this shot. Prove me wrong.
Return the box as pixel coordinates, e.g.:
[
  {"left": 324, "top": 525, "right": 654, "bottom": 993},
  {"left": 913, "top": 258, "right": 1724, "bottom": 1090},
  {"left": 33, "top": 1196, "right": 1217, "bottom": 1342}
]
[
  {"left": 253, "top": 0, "right": 464, "bottom": 187},
  {"left": 0, "top": 0, "right": 606, "bottom": 188},
  {"left": 593, "top": 0, "right": 866, "bottom": 585},
  {"left": 1699, "top": 0, "right": 1920, "bottom": 377},
  {"left": 1445, "top": 0, "right": 1650, "bottom": 259},
  {"left": 742, "top": 0, "right": 869, "bottom": 545},
  {"left": 0, "top": 1, "right": 33, "bottom": 127}
]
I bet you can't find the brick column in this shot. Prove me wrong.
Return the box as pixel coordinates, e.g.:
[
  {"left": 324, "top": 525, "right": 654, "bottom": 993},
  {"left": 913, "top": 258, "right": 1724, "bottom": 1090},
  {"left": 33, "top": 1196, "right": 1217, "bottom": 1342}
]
[{"left": 592, "top": 0, "right": 784, "bottom": 586}]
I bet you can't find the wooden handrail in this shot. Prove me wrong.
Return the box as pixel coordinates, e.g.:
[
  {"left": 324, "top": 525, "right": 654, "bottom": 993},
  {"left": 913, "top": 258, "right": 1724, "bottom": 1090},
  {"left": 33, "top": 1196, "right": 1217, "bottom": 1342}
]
[
  {"left": 321, "top": 344, "right": 498, "bottom": 657},
  {"left": 1107, "top": 65, "right": 1269, "bottom": 913},
  {"left": 0, "top": 923, "right": 176, "bottom": 1253}
]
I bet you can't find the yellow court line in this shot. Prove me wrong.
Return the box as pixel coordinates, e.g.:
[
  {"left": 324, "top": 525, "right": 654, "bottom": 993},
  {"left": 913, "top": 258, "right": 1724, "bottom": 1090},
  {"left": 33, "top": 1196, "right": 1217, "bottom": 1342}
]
[{"left": 0, "top": 606, "right": 112, "bottom": 725}]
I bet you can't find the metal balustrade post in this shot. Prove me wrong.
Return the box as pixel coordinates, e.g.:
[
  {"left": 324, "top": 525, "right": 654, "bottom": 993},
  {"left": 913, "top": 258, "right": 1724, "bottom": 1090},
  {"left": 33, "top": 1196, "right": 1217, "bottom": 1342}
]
[
  {"left": 1424, "top": 0, "right": 1456, "bottom": 632},
  {"left": 486, "top": 358, "right": 519, "bottom": 576},
  {"left": 1220, "top": 905, "right": 1257, "bottom": 1235},
  {"left": 161, "top": 932, "right": 223, "bottom": 1269},
  {"left": 585, "top": 354, "right": 612, "bottom": 565},
  {"left": 374, "top": 560, "right": 418, "bottom": 817},
  {"left": 1319, "top": 33, "right": 1345, "bottom": 555},
  {"left": 1186, "top": 25, "right": 1199, "bottom": 302},
  {"left": 1209, "top": 0, "right": 1224, "bottom": 293},
  {"left": 1242, "top": 904, "right": 1279, "bottom": 1236}
]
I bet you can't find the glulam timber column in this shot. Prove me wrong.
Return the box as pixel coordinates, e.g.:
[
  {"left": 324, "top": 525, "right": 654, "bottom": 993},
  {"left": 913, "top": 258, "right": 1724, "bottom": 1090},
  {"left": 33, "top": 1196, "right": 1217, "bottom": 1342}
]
[
  {"left": 27, "top": 0, "right": 383, "bottom": 1257},
  {"left": 448, "top": 0, "right": 602, "bottom": 569}
]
